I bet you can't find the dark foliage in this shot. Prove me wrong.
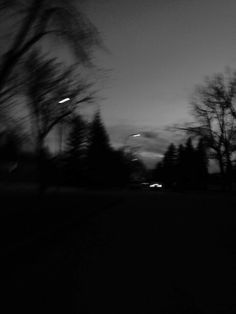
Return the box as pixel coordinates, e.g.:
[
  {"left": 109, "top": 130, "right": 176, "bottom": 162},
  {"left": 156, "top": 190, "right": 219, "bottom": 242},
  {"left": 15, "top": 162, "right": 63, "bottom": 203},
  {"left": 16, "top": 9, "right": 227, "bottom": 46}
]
[
  {"left": 152, "top": 138, "right": 209, "bottom": 190},
  {"left": 66, "top": 114, "right": 88, "bottom": 186},
  {"left": 162, "top": 143, "right": 177, "bottom": 188},
  {"left": 0, "top": 130, "right": 19, "bottom": 161},
  {"left": 0, "top": 0, "right": 102, "bottom": 101},
  {"left": 185, "top": 71, "right": 236, "bottom": 189},
  {"left": 87, "top": 110, "right": 114, "bottom": 187}
]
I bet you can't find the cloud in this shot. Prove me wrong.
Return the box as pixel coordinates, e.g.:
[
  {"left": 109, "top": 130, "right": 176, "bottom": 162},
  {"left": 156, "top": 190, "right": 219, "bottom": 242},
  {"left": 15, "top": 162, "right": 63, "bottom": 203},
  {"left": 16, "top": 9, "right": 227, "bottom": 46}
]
[
  {"left": 138, "top": 151, "right": 164, "bottom": 159},
  {"left": 140, "top": 131, "right": 160, "bottom": 139},
  {"left": 107, "top": 123, "right": 219, "bottom": 171},
  {"left": 106, "top": 123, "right": 180, "bottom": 168},
  {"left": 137, "top": 151, "right": 164, "bottom": 169}
]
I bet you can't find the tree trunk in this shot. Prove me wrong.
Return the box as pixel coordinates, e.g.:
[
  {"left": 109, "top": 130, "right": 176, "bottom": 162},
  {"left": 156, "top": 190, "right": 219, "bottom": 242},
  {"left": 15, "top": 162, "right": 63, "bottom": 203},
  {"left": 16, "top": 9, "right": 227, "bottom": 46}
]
[
  {"left": 36, "top": 136, "right": 46, "bottom": 195},
  {"left": 217, "top": 153, "right": 225, "bottom": 191},
  {"left": 225, "top": 153, "right": 233, "bottom": 191}
]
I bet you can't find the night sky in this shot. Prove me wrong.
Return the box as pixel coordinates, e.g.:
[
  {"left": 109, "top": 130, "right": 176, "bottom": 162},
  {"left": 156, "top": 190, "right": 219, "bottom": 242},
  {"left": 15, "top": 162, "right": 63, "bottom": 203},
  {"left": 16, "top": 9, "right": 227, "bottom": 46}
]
[
  {"left": 45, "top": 0, "right": 236, "bottom": 168},
  {"left": 81, "top": 0, "right": 236, "bottom": 167}
]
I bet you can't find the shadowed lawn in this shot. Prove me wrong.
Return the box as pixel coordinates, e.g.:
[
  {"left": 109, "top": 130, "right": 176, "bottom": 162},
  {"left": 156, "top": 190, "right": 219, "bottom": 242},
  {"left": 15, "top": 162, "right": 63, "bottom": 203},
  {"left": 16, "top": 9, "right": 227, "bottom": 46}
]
[{"left": 0, "top": 189, "right": 235, "bottom": 313}]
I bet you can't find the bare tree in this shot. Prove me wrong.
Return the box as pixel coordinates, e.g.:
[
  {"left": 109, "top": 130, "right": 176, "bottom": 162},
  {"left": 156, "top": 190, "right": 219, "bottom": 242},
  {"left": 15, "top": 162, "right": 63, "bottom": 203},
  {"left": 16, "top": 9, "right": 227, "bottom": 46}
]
[
  {"left": 186, "top": 72, "right": 236, "bottom": 188},
  {"left": 23, "top": 49, "right": 94, "bottom": 152},
  {"left": 0, "top": 0, "right": 101, "bottom": 100},
  {"left": 20, "top": 49, "right": 94, "bottom": 190}
]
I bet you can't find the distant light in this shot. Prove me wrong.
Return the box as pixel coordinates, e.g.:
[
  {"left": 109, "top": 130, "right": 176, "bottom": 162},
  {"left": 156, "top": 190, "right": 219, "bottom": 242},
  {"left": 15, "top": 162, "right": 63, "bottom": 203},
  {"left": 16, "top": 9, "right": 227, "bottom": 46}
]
[
  {"left": 149, "top": 183, "right": 162, "bottom": 188},
  {"left": 59, "top": 97, "right": 70, "bottom": 104}
]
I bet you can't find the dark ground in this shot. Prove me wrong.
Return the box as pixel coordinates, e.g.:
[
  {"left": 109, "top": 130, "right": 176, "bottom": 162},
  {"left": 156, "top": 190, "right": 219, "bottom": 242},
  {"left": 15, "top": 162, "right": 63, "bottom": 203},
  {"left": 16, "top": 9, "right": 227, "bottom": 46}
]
[{"left": 0, "top": 188, "right": 235, "bottom": 313}]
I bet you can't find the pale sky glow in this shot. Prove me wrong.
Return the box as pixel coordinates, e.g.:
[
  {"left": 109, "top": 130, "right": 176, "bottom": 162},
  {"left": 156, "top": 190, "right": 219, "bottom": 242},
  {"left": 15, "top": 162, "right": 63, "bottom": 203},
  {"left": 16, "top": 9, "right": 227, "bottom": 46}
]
[
  {"left": 138, "top": 151, "right": 164, "bottom": 168},
  {"left": 86, "top": 0, "right": 236, "bottom": 124}
]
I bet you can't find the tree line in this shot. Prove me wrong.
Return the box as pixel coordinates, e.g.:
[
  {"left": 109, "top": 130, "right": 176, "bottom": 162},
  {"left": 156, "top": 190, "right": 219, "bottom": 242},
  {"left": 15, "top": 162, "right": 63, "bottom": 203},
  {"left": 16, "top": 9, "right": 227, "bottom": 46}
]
[
  {"left": 0, "top": 109, "right": 146, "bottom": 189},
  {"left": 0, "top": 1, "right": 146, "bottom": 191},
  {"left": 62, "top": 110, "right": 136, "bottom": 188},
  {"left": 153, "top": 69, "right": 236, "bottom": 191},
  {"left": 151, "top": 138, "right": 208, "bottom": 190}
]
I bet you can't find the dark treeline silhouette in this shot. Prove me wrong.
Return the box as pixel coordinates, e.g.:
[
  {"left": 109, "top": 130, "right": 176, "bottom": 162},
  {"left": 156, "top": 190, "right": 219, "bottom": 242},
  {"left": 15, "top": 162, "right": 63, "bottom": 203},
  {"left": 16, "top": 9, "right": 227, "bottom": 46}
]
[
  {"left": 0, "top": 110, "right": 145, "bottom": 189},
  {"left": 0, "top": 129, "right": 19, "bottom": 162},
  {"left": 65, "top": 110, "right": 145, "bottom": 188},
  {"left": 66, "top": 114, "right": 88, "bottom": 186},
  {"left": 151, "top": 138, "right": 208, "bottom": 191},
  {"left": 65, "top": 110, "right": 132, "bottom": 188}
]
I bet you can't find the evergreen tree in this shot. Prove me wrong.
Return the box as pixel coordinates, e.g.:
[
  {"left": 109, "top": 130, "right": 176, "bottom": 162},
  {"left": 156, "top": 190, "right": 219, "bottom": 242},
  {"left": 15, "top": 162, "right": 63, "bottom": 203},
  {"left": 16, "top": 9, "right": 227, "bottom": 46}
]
[
  {"left": 87, "top": 110, "right": 111, "bottom": 158},
  {"left": 162, "top": 143, "right": 177, "bottom": 188},
  {"left": 66, "top": 114, "right": 88, "bottom": 185},
  {"left": 195, "top": 138, "right": 208, "bottom": 189},
  {"left": 87, "top": 110, "right": 112, "bottom": 186},
  {"left": 154, "top": 138, "right": 209, "bottom": 191},
  {"left": 183, "top": 138, "right": 196, "bottom": 188},
  {"left": 176, "top": 144, "right": 186, "bottom": 189}
]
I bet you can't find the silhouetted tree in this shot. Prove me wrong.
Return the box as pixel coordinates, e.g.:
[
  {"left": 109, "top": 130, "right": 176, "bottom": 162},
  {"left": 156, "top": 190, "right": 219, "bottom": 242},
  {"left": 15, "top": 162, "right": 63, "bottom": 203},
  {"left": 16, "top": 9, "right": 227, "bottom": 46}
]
[
  {"left": 0, "top": 0, "right": 101, "bottom": 102},
  {"left": 22, "top": 49, "right": 93, "bottom": 191},
  {"left": 0, "top": 127, "right": 23, "bottom": 181},
  {"left": 186, "top": 72, "right": 236, "bottom": 189},
  {"left": 162, "top": 143, "right": 177, "bottom": 188},
  {"left": 184, "top": 138, "right": 197, "bottom": 188},
  {"left": 0, "top": 130, "right": 19, "bottom": 162},
  {"left": 153, "top": 138, "right": 209, "bottom": 191},
  {"left": 175, "top": 138, "right": 208, "bottom": 190},
  {"left": 87, "top": 110, "right": 113, "bottom": 186},
  {"left": 195, "top": 138, "right": 208, "bottom": 189},
  {"left": 175, "top": 144, "right": 186, "bottom": 189},
  {"left": 66, "top": 114, "right": 88, "bottom": 185}
]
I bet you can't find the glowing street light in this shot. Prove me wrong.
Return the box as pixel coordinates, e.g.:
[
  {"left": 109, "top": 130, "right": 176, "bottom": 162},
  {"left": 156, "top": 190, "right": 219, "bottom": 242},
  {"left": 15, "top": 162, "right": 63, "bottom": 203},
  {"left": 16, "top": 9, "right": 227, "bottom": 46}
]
[
  {"left": 57, "top": 97, "right": 71, "bottom": 155},
  {"left": 124, "top": 133, "right": 142, "bottom": 146},
  {"left": 123, "top": 133, "right": 143, "bottom": 157},
  {"left": 58, "top": 97, "right": 70, "bottom": 104},
  {"left": 124, "top": 133, "right": 142, "bottom": 145}
]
